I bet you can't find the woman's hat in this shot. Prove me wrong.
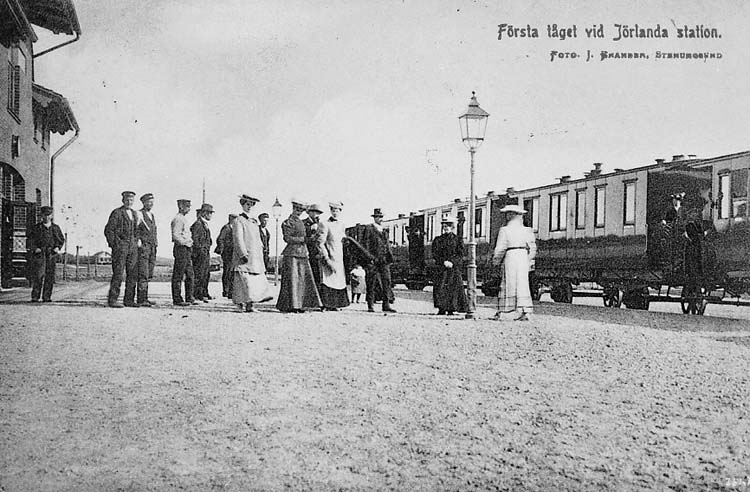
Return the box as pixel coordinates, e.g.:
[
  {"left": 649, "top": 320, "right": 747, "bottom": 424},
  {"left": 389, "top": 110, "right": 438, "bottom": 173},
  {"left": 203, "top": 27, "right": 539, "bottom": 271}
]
[
  {"left": 239, "top": 194, "right": 259, "bottom": 204},
  {"left": 441, "top": 216, "right": 456, "bottom": 225},
  {"left": 499, "top": 204, "right": 527, "bottom": 214}
]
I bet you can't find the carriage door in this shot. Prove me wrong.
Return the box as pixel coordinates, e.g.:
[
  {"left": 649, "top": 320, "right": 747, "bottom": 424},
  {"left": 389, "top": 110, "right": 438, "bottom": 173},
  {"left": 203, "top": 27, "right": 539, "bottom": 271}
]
[
  {"left": 407, "top": 214, "right": 426, "bottom": 276},
  {"left": 1, "top": 199, "right": 36, "bottom": 287}
]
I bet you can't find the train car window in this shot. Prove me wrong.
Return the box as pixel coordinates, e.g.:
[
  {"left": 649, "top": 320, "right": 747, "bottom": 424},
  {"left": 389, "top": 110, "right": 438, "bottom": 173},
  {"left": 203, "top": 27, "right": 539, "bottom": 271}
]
[
  {"left": 719, "top": 173, "right": 731, "bottom": 219},
  {"left": 623, "top": 181, "right": 636, "bottom": 226},
  {"left": 549, "top": 193, "right": 567, "bottom": 232},
  {"left": 427, "top": 214, "right": 435, "bottom": 241},
  {"left": 575, "top": 190, "right": 586, "bottom": 229},
  {"left": 523, "top": 197, "right": 539, "bottom": 231},
  {"left": 595, "top": 186, "right": 606, "bottom": 227},
  {"left": 457, "top": 210, "right": 465, "bottom": 238},
  {"left": 475, "top": 207, "right": 484, "bottom": 238},
  {"left": 731, "top": 168, "right": 748, "bottom": 219}
]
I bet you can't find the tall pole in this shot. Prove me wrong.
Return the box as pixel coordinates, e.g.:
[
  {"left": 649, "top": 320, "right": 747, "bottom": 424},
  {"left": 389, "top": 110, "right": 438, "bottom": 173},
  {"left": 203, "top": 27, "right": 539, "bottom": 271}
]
[
  {"left": 75, "top": 245, "right": 80, "bottom": 280},
  {"left": 63, "top": 231, "right": 68, "bottom": 281},
  {"left": 274, "top": 218, "right": 280, "bottom": 285},
  {"left": 202, "top": 178, "right": 206, "bottom": 204},
  {"left": 466, "top": 148, "right": 477, "bottom": 319}
]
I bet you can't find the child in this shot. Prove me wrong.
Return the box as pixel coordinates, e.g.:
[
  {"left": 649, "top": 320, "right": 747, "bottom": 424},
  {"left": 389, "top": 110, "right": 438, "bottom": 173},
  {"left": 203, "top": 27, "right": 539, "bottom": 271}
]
[{"left": 350, "top": 264, "right": 366, "bottom": 303}]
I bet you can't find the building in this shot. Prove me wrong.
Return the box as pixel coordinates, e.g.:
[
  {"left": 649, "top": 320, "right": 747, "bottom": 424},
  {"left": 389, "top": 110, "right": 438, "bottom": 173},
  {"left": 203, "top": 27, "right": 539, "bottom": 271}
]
[{"left": 1, "top": 0, "right": 80, "bottom": 287}]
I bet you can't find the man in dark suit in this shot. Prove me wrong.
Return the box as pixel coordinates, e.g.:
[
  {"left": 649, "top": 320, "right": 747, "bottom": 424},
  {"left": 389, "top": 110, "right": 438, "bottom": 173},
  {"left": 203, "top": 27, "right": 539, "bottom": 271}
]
[
  {"left": 258, "top": 212, "right": 271, "bottom": 272},
  {"left": 303, "top": 203, "right": 324, "bottom": 287},
  {"left": 215, "top": 214, "right": 237, "bottom": 297},
  {"left": 28, "top": 206, "right": 65, "bottom": 302},
  {"left": 136, "top": 193, "right": 158, "bottom": 307},
  {"left": 361, "top": 207, "right": 396, "bottom": 313},
  {"left": 104, "top": 191, "right": 139, "bottom": 307},
  {"left": 191, "top": 203, "right": 214, "bottom": 302}
]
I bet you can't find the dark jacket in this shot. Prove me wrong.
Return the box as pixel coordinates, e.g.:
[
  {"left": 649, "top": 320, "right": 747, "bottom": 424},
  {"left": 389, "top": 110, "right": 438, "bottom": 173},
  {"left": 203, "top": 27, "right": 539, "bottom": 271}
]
[
  {"left": 215, "top": 222, "right": 234, "bottom": 258},
  {"left": 303, "top": 217, "right": 321, "bottom": 258},
  {"left": 281, "top": 215, "right": 308, "bottom": 258},
  {"left": 259, "top": 225, "right": 270, "bottom": 254},
  {"left": 136, "top": 209, "right": 158, "bottom": 247},
  {"left": 431, "top": 232, "right": 464, "bottom": 267},
  {"left": 190, "top": 219, "right": 212, "bottom": 252},
  {"left": 104, "top": 206, "right": 137, "bottom": 248},
  {"left": 29, "top": 221, "right": 65, "bottom": 252},
  {"left": 361, "top": 224, "right": 393, "bottom": 265}
]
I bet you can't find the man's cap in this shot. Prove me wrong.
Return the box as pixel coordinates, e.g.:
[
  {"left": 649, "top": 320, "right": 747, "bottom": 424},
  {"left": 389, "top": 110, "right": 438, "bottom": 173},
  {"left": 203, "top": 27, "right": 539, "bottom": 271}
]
[
  {"left": 199, "top": 203, "right": 214, "bottom": 213},
  {"left": 441, "top": 216, "right": 456, "bottom": 225},
  {"left": 258, "top": 212, "right": 269, "bottom": 220},
  {"left": 229, "top": 214, "right": 238, "bottom": 219},
  {"left": 499, "top": 204, "right": 527, "bottom": 214},
  {"left": 140, "top": 193, "right": 154, "bottom": 202},
  {"left": 177, "top": 199, "right": 191, "bottom": 206},
  {"left": 329, "top": 201, "right": 344, "bottom": 210},
  {"left": 307, "top": 203, "right": 324, "bottom": 214},
  {"left": 239, "top": 194, "right": 260, "bottom": 204},
  {"left": 371, "top": 208, "right": 384, "bottom": 218},
  {"left": 291, "top": 198, "right": 307, "bottom": 207},
  {"left": 121, "top": 191, "right": 136, "bottom": 198},
  {"left": 40, "top": 205, "right": 54, "bottom": 215}
]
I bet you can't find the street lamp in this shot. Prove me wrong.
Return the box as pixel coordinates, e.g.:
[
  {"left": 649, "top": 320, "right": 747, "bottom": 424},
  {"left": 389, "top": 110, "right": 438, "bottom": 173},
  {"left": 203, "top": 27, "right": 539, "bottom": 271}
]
[
  {"left": 271, "top": 197, "right": 283, "bottom": 285},
  {"left": 458, "top": 91, "right": 489, "bottom": 319}
]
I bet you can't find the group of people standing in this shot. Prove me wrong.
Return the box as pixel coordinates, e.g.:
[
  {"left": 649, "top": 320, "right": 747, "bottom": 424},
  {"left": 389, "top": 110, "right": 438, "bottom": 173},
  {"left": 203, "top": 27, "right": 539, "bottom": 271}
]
[{"left": 30, "top": 191, "right": 537, "bottom": 322}]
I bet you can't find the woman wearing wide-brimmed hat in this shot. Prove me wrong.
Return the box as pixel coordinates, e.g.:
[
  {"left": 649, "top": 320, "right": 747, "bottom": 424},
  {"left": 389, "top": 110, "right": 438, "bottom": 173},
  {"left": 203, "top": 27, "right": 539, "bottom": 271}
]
[
  {"left": 431, "top": 216, "right": 467, "bottom": 316},
  {"left": 316, "top": 201, "right": 350, "bottom": 310},
  {"left": 231, "top": 195, "right": 272, "bottom": 312},
  {"left": 276, "top": 199, "right": 322, "bottom": 313},
  {"left": 491, "top": 204, "right": 537, "bottom": 321}
]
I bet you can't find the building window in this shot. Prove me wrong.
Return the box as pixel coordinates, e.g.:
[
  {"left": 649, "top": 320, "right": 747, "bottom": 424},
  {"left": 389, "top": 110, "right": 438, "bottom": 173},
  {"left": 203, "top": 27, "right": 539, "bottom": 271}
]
[
  {"left": 523, "top": 197, "right": 539, "bottom": 232},
  {"left": 474, "top": 207, "right": 483, "bottom": 238},
  {"left": 731, "top": 168, "right": 748, "bottom": 219},
  {"left": 575, "top": 190, "right": 586, "bottom": 229},
  {"left": 457, "top": 210, "right": 465, "bottom": 238},
  {"left": 719, "top": 173, "right": 731, "bottom": 219},
  {"left": 11, "top": 136, "right": 20, "bottom": 159},
  {"left": 7, "top": 49, "right": 21, "bottom": 120},
  {"left": 595, "top": 186, "right": 606, "bottom": 228},
  {"left": 427, "top": 214, "right": 435, "bottom": 241},
  {"left": 549, "top": 193, "right": 567, "bottom": 232},
  {"left": 623, "top": 181, "right": 636, "bottom": 226}
]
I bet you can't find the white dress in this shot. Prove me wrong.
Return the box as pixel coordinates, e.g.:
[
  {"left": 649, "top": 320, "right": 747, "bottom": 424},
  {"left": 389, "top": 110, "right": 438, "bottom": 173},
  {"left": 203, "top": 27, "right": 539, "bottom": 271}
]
[{"left": 492, "top": 221, "right": 537, "bottom": 313}]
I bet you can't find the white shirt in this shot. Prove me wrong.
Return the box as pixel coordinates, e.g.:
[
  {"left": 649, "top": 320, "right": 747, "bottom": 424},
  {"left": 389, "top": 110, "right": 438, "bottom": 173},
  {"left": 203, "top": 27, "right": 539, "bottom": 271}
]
[{"left": 171, "top": 213, "right": 193, "bottom": 247}]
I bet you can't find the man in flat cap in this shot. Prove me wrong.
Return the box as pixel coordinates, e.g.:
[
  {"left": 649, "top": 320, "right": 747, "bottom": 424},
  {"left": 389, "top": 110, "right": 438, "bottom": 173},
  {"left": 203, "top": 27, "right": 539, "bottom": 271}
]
[
  {"left": 135, "top": 193, "right": 158, "bottom": 307},
  {"left": 215, "top": 213, "right": 237, "bottom": 298},
  {"left": 171, "top": 198, "right": 196, "bottom": 306},
  {"left": 104, "top": 191, "right": 140, "bottom": 307},
  {"left": 258, "top": 212, "right": 271, "bottom": 272},
  {"left": 191, "top": 203, "right": 214, "bottom": 302},
  {"left": 28, "top": 205, "right": 65, "bottom": 302},
  {"left": 361, "top": 208, "right": 396, "bottom": 313},
  {"left": 303, "top": 203, "right": 325, "bottom": 288}
]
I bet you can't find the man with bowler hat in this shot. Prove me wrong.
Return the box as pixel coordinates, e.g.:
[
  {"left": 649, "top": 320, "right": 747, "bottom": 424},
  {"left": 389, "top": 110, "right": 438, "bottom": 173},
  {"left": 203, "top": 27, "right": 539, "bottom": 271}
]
[
  {"left": 28, "top": 205, "right": 64, "bottom": 302},
  {"left": 136, "top": 193, "right": 158, "bottom": 307},
  {"left": 191, "top": 203, "right": 214, "bottom": 302},
  {"left": 104, "top": 191, "right": 139, "bottom": 307},
  {"left": 258, "top": 212, "right": 271, "bottom": 272},
  {"left": 361, "top": 208, "right": 396, "bottom": 313},
  {"left": 215, "top": 214, "right": 237, "bottom": 297},
  {"left": 171, "top": 199, "right": 196, "bottom": 306}
]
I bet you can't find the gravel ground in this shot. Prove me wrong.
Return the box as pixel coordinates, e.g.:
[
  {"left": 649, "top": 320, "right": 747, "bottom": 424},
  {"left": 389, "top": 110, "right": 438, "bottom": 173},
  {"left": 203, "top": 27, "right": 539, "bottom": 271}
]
[{"left": 1, "top": 281, "right": 749, "bottom": 491}]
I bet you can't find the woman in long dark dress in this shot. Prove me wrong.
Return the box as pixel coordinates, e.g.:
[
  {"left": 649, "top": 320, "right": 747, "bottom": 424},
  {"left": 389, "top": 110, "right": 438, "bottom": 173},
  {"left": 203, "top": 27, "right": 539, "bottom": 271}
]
[
  {"left": 276, "top": 200, "right": 322, "bottom": 313},
  {"left": 431, "top": 217, "right": 468, "bottom": 315}
]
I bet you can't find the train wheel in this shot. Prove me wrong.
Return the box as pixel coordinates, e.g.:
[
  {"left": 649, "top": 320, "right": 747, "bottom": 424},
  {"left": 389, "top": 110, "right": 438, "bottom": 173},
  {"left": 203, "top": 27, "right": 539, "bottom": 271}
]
[
  {"left": 623, "top": 287, "right": 649, "bottom": 310},
  {"left": 602, "top": 287, "right": 621, "bottom": 308}
]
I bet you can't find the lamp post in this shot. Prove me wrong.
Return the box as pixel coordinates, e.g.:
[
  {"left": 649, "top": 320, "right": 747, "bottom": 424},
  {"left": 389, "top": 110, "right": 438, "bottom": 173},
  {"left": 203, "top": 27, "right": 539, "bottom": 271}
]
[
  {"left": 271, "top": 197, "right": 283, "bottom": 285},
  {"left": 458, "top": 91, "right": 489, "bottom": 319}
]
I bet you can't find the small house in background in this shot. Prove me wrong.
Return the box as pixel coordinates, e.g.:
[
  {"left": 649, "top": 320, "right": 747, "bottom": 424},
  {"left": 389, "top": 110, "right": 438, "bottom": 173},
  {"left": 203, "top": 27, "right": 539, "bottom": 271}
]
[{"left": 93, "top": 251, "right": 111, "bottom": 265}]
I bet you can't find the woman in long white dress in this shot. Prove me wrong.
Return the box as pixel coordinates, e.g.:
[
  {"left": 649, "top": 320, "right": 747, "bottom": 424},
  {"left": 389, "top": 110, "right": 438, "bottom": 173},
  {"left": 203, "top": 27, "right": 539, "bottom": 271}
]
[
  {"left": 316, "top": 201, "right": 350, "bottom": 310},
  {"left": 232, "top": 194, "right": 272, "bottom": 312},
  {"left": 492, "top": 205, "right": 537, "bottom": 321}
]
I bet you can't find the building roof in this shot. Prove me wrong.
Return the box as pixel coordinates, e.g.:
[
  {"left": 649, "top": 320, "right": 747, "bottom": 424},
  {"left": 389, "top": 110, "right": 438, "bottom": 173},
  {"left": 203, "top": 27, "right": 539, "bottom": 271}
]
[
  {"left": 19, "top": 0, "right": 80, "bottom": 35},
  {"left": 0, "top": 0, "right": 38, "bottom": 43},
  {"left": 32, "top": 83, "right": 79, "bottom": 134}
]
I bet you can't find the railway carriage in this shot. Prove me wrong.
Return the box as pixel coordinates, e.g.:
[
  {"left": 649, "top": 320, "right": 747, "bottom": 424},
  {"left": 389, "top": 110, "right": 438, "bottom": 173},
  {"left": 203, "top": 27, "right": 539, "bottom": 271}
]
[{"left": 378, "top": 150, "right": 750, "bottom": 315}]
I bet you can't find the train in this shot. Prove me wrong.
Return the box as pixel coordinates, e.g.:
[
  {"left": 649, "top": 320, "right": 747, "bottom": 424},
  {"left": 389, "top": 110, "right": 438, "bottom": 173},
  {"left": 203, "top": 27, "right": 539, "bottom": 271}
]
[{"left": 358, "top": 150, "right": 750, "bottom": 315}]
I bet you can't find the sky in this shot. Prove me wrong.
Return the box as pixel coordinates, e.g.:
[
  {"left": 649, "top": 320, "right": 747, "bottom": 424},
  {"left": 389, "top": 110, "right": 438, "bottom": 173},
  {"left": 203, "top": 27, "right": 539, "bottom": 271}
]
[{"left": 32, "top": 0, "right": 750, "bottom": 253}]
